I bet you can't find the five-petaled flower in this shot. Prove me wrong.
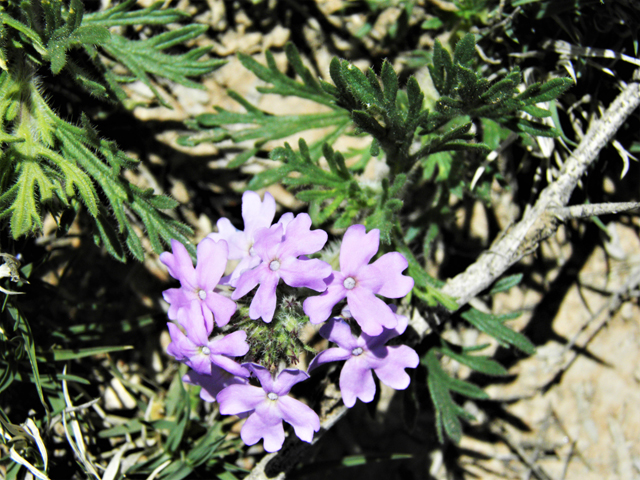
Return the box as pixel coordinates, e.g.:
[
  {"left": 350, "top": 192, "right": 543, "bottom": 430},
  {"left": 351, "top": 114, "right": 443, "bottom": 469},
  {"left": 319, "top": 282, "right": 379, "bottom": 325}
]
[
  {"left": 208, "top": 191, "right": 277, "bottom": 287},
  {"left": 167, "top": 302, "right": 250, "bottom": 376},
  {"left": 231, "top": 213, "right": 331, "bottom": 323},
  {"left": 217, "top": 363, "right": 320, "bottom": 452},
  {"left": 161, "top": 238, "right": 237, "bottom": 329},
  {"left": 309, "top": 314, "right": 419, "bottom": 408},
  {"left": 303, "top": 224, "right": 414, "bottom": 336}
]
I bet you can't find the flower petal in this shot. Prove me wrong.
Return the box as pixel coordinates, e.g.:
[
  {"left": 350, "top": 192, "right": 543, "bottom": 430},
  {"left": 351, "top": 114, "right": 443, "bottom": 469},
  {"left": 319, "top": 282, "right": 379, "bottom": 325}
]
[
  {"left": 183, "top": 370, "right": 218, "bottom": 402},
  {"left": 272, "top": 368, "right": 309, "bottom": 396},
  {"left": 232, "top": 265, "right": 264, "bottom": 300},
  {"left": 210, "top": 355, "right": 250, "bottom": 377},
  {"left": 195, "top": 239, "right": 228, "bottom": 291},
  {"left": 183, "top": 367, "right": 248, "bottom": 402},
  {"left": 241, "top": 409, "right": 285, "bottom": 453},
  {"left": 369, "top": 252, "right": 414, "bottom": 298},
  {"left": 252, "top": 224, "right": 284, "bottom": 261},
  {"left": 279, "top": 213, "right": 327, "bottom": 258},
  {"left": 249, "top": 272, "right": 279, "bottom": 322},
  {"left": 373, "top": 345, "right": 419, "bottom": 390},
  {"left": 166, "top": 322, "right": 197, "bottom": 360},
  {"left": 217, "top": 384, "right": 266, "bottom": 415},
  {"left": 308, "top": 347, "right": 351, "bottom": 371},
  {"left": 277, "top": 212, "right": 294, "bottom": 231},
  {"left": 203, "top": 291, "right": 236, "bottom": 327},
  {"left": 279, "top": 258, "right": 332, "bottom": 292},
  {"left": 178, "top": 302, "right": 211, "bottom": 345},
  {"left": 187, "top": 352, "right": 212, "bottom": 375},
  {"left": 245, "top": 363, "right": 275, "bottom": 392},
  {"left": 339, "top": 359, "right": 376, "bottom": 407},
  {"left": 362, "top": 311, "right": 408, "bottom": 349},
  {"left": 162, "top": 288, "right": 191, "bottom": 320},
  {"left": 209, "top": 217, "right": 248, "bottom": 260},
  {"left": 318, "top": 318, "right": 358, "bottom": 350},
  {"left": 227, "top": 254, "right": 261, "bottom": 287},
  {"left": 209, "top": 331, "right": 249, "bottom": 357},
  {"left": 347, "top": 288, "right": 398, "bottom": 336},
  {"left": 303, "top": 277, "right": 346, "bottom": 325},
  {"left": 276, "top": 396, "right": 320, "bottom": 443},
  {"left": 353, "top": 263, "right": 385, "bottom": 292},
  {"left": 242, "top": 191, "right": 276, "bottom": 236},
  {"left": 339, "top": 225, "right": 379, "bottom": 275},
  {"left": 160, "top": 240, "right": 197, "bottom": 289}
]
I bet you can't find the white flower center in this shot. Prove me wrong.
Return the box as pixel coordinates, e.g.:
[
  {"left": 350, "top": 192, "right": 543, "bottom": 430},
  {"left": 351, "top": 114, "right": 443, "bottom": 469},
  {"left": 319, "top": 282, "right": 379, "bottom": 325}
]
[
  {"left": 267, "top": 392, "right": 278, "bottom": 401},
  {"left": 198, "top": 290, "right": 207, "bottom": 300},
  {"left": 352, "top": 347, "right": 363, "bottom": 356},
  {"left": 269, "top": 260, "right": 281, "bottom": 271},
  {"left": 249, "top": 246, "right": 256, "bottom": 256},
  {"left": 201, "top": 346, "right": 210, "bottom": 355},
  {"left": 343, "top": 277, "right": 356, "bottom": 290}
]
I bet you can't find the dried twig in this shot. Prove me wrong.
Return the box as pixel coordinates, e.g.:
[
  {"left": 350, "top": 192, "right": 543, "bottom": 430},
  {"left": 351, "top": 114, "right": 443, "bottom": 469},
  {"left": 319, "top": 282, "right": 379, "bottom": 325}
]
[{"left": 442, "top": 71, "right": 640, "bottom": 307}]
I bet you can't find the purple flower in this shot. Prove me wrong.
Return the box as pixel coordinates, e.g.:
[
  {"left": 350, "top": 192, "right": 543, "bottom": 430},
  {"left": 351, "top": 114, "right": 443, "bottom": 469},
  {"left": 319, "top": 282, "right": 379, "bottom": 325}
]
[
  {"left": 166, "top": 303, "right": 249, "bottom": 376},
  {"left": 231, "top": 213, "right": 331, "bottom": 323},
  {"left": 303, "top": 224, "right": 414, "bottom": 336},
  {"left": 183, "top": 366, "right": 249, "bottom": 403},
  {"left": 217, "top": 363, "right": 320, "bottom": 452},
  {"left": 309, "top": 314, "right": 419, "bottom": 408},
  {"left": 160, "top": 238, "right": 237, "bottom": 329},
  {"left": 208, "top": 191, "right": 276, "bottom": 286}
]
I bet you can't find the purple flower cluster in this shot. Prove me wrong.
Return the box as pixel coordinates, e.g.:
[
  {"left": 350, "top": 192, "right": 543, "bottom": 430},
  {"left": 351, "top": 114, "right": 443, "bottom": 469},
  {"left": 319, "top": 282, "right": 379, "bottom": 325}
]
[{"left": 160, "top": 191, "right": 418, "bottom": 453}]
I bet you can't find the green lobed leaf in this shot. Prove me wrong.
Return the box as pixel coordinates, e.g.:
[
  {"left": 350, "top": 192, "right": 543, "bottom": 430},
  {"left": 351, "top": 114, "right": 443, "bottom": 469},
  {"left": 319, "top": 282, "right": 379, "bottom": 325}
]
[
  {"left": 461, "top": 308, "right": 535, "bottom": 354},
  {"left": 440, "top": 342, "right": 509, "bottom": 376},
  {"left": 489, "top": 273, "right": 524, "bottom": 294}
]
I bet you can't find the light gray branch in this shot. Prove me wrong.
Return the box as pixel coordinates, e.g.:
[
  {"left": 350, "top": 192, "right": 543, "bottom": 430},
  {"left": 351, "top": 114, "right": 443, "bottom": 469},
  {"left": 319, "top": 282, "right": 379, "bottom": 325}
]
[
  {"left": 441, "top": 73, "right": 640, "bottom": 306},
  {"left": 549, "top": 201, "right": 640, "bottom": 221}
]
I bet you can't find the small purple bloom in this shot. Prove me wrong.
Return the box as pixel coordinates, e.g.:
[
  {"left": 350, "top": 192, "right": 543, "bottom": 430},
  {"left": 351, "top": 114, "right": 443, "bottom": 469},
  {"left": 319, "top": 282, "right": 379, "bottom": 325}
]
[
  {"left": 161, "top": 238, "right": 237, "bottom": 329},
  {"left": 303, "top": 224, "right": 414, "bottom": 336},
  {"left": 183, "top": 366, "right": 249, "bottom": 403},
  {"left": 166, "top": 303, "right": 249, "bottom": 376},
  {"left": 217, "top": 363, "right": 320, "bottom": 452},
  {"left": 208, "top": 191, "right": 276, "bottom": 286},
  {"left": 309, "top": 314, "right": 419, "bottom": 408},
  {"left": 231, "top": 213, "right": 331, "bottom": 323}
]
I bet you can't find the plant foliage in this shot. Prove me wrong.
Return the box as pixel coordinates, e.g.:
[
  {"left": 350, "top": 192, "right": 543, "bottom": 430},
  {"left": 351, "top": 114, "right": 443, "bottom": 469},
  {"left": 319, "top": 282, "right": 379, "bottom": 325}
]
[{"left": 0, "top": 0, "right": 224, "bottom": 260}]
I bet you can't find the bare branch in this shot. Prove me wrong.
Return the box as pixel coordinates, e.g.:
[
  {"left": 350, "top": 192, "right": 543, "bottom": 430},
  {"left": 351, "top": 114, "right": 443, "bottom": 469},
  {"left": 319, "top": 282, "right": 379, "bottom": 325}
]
[
  {"left": 442, "top": 72, "right": 640, "bottom": 307},
  {"left": 549, "top": 201, "right": 640, "bottom": 221}
]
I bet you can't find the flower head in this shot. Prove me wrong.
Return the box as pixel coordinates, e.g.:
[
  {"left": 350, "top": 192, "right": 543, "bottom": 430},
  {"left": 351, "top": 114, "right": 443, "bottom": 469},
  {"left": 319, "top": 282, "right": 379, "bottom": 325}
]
[
  {"left": 217, "top": 363, "right": 320, "bottom": 452},
  {"left": 166, "top": 303, "right": 249, "bottom": 376},
  {"left": 208, "top": 191, "right": 276, "bottom": 286},
  {"left": 303, "top": 224, "right": 414, "bottom": 336},
  {"left": 231, "top": 213, "right": 331, "bottom": 323},
  {"left": 160, "top": 238, "right": 236, "bottom": 329},
  {"left": 309, "top": 313, "right": 419, "bottom": 408}
]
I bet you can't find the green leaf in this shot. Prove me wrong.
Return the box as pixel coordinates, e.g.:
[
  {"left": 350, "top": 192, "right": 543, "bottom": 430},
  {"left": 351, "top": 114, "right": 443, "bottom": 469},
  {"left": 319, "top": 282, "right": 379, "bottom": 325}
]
[
  {"left": 8, "top": 161, "right": 53, "bottom": 237},
  {"left": 440, "top": 342, "right": 509, "bottom": 376},
  {"left": 83, "top": 0, "right": 188, "bottom": 27},
  {"left": 453, "top": 34, "right": 476, "bottom": 67},
  {"left": 100, "top": 29, "right": 224, "bottom": 107},
  {"left": 489, "top": 273, "right": 523, "bottom": 294},
  {"left": 461, "top": 308, "right": 535, "bottom": 355},
  {"left": 7, "top": 305, "right": 47, "bottom": 410},
  {"left": 50, "top": 345, "right": 134, "bottom": 361},
  {"left": 429, "top": 39, "right": 454, "bottom": 96},
  {"left": 238, "top": 44, "right": 337, "bottom": 107}
]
